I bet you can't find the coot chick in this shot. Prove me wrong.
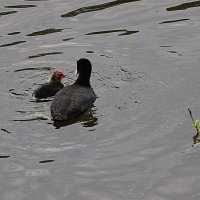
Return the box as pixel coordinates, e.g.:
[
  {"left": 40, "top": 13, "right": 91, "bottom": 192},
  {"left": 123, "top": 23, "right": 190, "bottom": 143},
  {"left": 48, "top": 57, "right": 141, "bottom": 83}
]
[
  {"left": 51, "top": 58, "right": 96, "bottom": 121},
  {"left": 34, "top": 71, "right": 65, "bottom": 99}
]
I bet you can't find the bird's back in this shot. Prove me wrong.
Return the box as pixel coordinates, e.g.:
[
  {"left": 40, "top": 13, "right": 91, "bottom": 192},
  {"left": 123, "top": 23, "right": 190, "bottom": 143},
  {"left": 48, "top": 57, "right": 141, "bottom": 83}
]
[
  {"left": 34, "top": 82, "right": 64, "bottom": 99},
  {"left": 51, "top": 84, "right": 96, "bottom": 121}
]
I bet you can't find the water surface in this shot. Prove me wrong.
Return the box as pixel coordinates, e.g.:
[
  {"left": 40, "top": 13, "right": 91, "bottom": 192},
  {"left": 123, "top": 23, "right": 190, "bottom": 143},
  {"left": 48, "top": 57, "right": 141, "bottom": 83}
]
[{"left": 0, "top": 0, "right": 200, "bottom": 199}]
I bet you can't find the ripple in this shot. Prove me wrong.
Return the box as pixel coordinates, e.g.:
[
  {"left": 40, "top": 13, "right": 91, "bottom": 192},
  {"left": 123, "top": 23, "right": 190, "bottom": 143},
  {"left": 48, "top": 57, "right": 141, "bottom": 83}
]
[
  {"left": 0, "top": 11, "right": 17, "bottom": 16},
  {"left": 3, "top": 163, "right": 24, "bottom": 172},
  {"left": 28, "top": 52, "right": 63, "bottom": 59},
  {"left": 0, "top": 41, "right": 26, "bottom": 47},
  {"left": 24, "top": 0, "right": 48, "bottom": 1},
  {"left": 26, "top": 169, "right": 49, "bottom": 176},
  {"left": 0, "top": 155, "right": 10, "bottom": 158},
  {"left": 26, "top": 28, "right": 63, "bottom": 36},
  {"left": 167, "top": 1, "right": 200, "bottom": 11},
  {"left": 4, "top": 5, "right": 37, "bottom": 8},
  {"left": 61, "top": 0, "right": 140, "bottom": 17},
  {"left": 7, "top": 31, "right": 21, "bottom": 35},
  {"left": 62, "top": 38, "right": 74, "bottom": 41},
  {"left": 39, "top": 159, "right": 55, "bottom": 163},
  {"left": 14, "top": 67, "right": 52, "bottom": 72},
  {"left": 12, "top": 112, "right": 49, "bottom": 121},
  {"left": 86, "top": 29, "right": 139, "bottom": 36},
  {"left": 1, "top": 128, "right": 11, "bottom": 134},
  {"left": 160, "top": 19, "right": 189, "bottom": 24}
]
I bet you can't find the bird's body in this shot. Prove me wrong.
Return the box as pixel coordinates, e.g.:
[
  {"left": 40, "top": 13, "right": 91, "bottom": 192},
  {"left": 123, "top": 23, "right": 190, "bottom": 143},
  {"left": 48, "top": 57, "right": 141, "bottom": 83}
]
[
  {"left": 34, "top": 71, "right": 65, "bottom": 99},
  {"left": 51, "top": 58, "right": 96, "bottom": 121}
]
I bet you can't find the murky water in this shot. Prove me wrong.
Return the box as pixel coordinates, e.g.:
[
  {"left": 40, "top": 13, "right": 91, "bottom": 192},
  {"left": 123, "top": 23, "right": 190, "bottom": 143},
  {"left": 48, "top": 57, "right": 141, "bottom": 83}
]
[{"left": 0, "top": 0, "right": 200, "bottom": 199}]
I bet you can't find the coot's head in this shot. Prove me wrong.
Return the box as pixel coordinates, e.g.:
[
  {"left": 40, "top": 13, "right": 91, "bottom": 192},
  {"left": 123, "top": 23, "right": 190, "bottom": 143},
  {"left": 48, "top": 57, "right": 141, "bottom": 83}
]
[
  {"left": 51, "top": 71, "right": 66, "bottom": 82},
  {"left": 75, "top": 58, "right": 92, "bottom": 87}
]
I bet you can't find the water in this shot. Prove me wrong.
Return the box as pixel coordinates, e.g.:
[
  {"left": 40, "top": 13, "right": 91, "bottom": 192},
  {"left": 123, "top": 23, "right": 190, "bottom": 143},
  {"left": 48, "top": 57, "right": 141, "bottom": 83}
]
[{"left": 0, "top": 0, "right": 200, "bottom": 199}]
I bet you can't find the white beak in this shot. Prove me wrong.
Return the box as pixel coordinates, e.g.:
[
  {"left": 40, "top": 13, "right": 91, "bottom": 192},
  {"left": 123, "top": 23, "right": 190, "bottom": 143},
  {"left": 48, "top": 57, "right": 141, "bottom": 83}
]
[{"left": 75, "top": 69, "right": 79, "bottom": 76}]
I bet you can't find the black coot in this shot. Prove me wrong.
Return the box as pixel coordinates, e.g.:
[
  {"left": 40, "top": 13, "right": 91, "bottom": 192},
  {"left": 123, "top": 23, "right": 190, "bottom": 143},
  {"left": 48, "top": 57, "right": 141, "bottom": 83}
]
[
  {"left": 34, "top": 71, "right": 65, "bottom": 99},
  {"left": 51, "top": 58, "right": 96, "bottom": 121}
]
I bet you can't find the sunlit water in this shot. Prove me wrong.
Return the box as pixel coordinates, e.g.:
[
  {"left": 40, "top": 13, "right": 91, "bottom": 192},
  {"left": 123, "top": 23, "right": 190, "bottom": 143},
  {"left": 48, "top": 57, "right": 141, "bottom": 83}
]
[{"left": 0, "top": 0, "right": 200, "bottom": 199}]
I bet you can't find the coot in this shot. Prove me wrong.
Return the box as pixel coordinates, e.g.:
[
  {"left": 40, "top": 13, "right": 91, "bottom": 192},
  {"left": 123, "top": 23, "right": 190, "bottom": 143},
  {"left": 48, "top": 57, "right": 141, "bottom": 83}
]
[
  {"left": 34, "top": 71, "right": 65, "bottom": 99},
  {"left": 51, "top": 58, "right": 96, "bottom": 121}
]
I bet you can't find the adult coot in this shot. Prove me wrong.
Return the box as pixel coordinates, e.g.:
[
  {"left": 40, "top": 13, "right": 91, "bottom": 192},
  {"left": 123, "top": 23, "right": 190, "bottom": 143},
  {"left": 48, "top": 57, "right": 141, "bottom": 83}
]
[
  {"left": 51, "top": 58, "right": 96, "bottom": 121},
  {"left": 34, "top": 71, "right": 65, "bottom": 99}
]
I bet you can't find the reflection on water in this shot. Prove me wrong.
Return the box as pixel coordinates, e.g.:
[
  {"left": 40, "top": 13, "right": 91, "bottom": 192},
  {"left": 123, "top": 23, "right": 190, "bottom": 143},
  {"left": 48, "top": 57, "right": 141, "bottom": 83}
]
[
  {"left": 86, "top": 29, "right": 139, "bottom": 36},
  {"left": 61, "top": 0, "right": 140, "bottom": 17},
  {"left": 0, "top": 41, "right": 26, "bottom": 47},
  {"left": 53, "top": 107, "right": 98, "bottom": 129},
  {"left": 160, "top": 19, "right": 189, "bottom": 24},
  {"left": 4, "top": 5, "right": 36, "bottom": 8},
  {"left": 26, "top": 28, "right": 63, "bottom": 36},
  {"left": 0, "top": 11, "right": 17, "bottom": 16},
  {"left": 167, "top": 1, "right": 200, "bottom": 11},
  {"left": 28, "top": 52, "right": 63, "bottom": 59}
]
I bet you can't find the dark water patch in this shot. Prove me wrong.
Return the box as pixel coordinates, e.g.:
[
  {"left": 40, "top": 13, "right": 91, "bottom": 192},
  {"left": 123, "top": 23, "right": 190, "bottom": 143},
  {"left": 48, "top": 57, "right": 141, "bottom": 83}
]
[
  {"left": 100, "top": 54, "right": 113, "bottom": 58},
  {"left": 61, "top": 0, "right": 140, "bottom": 17},
  {"left": 0, "top": 41, "right": 26, "bottom": 47},
  {"left": 119, "top": 30, "right": 139, "bottom": 36},
  {"left": 53, "top": 108, "right": 98, "bottom": 129},
  {"left": 28, "top": 52, "right": 63, "bottom": 59},
  {"left": 0, "top": 11, "right": 17, "bottom": 16},
  {"left": 166, "top": 50, "right": 182, "bottom": 56},
  {"left": 26, "top": 28, "right": 63, "bottom": 36},
  {"left": 24, "top": 0, "right": 48, "bottom": 1},
  {"left": 86, "top": 29, "right": 138, "bottom": 36},
  {"left": 7, "top": 32, "right": 21, "bottom": 35},
  {"left": 39, "top": 160, "right": 55, "bottom": 163},
  {"left": 14, "top": 67, "right": 52, "bottom": 72},
  {"left": 5, "top": 5, "right": 36, "bottom": 8},
  {"left": 0, "top": 156, "right": 10, "bottom": 159},
  {"left": 160, "top": 19, "right": 189, "bottom": 24},
  {"left": 167, "top": 1, "right": 200, "bottom": 11},
  {"left": 9, "top": 91, "right": 23, "bottom": 96},
  {"left": 160, "top": 45, "right": 173, "bottom": 48},
  {"left": 1, "top": 128, "right": 11, "bottom": 134},
  {"left": 86, "top": 51, "right": 94, "bottom": 53},
  {"left": 62, "top": 38, "right": 74, "bottom": 41}
]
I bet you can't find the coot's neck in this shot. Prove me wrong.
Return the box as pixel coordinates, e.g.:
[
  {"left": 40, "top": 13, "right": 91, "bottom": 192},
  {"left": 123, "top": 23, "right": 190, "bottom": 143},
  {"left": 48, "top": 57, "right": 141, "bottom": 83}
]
[
  {"left": 74, "top": 73, "right": 91, "bottom": 87},
  {"left": 50, "top": 76, "right": 61, "bottom": 83}
]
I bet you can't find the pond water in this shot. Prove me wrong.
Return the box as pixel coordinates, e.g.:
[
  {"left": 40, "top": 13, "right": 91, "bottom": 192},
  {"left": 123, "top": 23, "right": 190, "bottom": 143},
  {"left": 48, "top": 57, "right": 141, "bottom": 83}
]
[{"left": 0, "top": 0, "right": 200, "bottom": 199}]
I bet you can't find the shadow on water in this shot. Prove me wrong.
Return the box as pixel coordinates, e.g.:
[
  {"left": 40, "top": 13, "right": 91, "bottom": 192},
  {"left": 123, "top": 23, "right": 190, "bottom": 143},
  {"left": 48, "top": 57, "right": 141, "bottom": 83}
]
[
  {"left": 53, "top": 107, "right": 98, "bottom": 129},
  {"left": 86, "top": 29, "right": 139, "bottom": 36},
  {"left": 0, "top": 41, "right": 26, "bottom": 47},
  {"left": 61, "top": 0, "right": 140, "bottom": 17},
  {"left": 26, "top": 28, "right": 63, "bottom": 36},
  {"left": 0, "top": 11, "right": 17, "bottom": 16},
  {"left": 28, "top": 52, "right": 63, "bottom": 59},
  {"left": 4, "top": 5, "right": 36, "bottom": 8},
  {"left": 166, "top": 1, "right": 200, "bottom": 11}
]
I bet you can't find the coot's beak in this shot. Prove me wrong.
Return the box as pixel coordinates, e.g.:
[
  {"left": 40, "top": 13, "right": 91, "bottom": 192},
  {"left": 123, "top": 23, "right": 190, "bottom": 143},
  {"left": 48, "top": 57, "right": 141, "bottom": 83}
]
[{"left": 75, "top": 69, "right": 79, "bottom": 76}]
